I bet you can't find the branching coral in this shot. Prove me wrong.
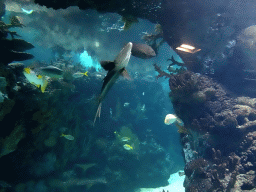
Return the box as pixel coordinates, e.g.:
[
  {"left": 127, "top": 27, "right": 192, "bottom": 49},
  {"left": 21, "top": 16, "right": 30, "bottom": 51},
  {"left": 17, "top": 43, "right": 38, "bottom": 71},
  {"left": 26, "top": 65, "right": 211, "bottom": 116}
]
[{"left": 153, "top": 63, "right": 172, "bottom": 79}]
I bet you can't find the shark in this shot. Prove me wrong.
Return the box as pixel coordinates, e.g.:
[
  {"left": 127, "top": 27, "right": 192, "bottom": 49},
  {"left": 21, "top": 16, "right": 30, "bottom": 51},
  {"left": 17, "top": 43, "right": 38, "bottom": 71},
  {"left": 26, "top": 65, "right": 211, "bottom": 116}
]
[
  {"left": 167, "top": 56, "right": 184, "bottom": 66},
  {"left": 93, "top": 42, "right": 133, "bottom": 125}
]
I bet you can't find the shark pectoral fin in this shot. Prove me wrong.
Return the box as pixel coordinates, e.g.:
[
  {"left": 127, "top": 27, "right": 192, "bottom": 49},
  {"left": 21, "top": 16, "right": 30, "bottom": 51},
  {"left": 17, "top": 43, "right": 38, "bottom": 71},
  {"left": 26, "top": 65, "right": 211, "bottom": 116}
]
[
  {"left": 121, "top": 69, "right": 131, "bottom": 80},
  {"left": 93, "top": 102, "right": 102, "bottom": 126},
  {"left": 100, "top": 61, "right": 115, "bottom": 71}
]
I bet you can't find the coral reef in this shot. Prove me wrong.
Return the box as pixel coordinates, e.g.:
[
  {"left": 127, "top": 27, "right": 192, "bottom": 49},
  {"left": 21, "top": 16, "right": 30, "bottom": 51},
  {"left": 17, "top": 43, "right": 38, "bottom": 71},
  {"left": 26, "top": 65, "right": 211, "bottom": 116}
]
[{"left": 155, "top": 64, "right": 256, "bottom": 191}]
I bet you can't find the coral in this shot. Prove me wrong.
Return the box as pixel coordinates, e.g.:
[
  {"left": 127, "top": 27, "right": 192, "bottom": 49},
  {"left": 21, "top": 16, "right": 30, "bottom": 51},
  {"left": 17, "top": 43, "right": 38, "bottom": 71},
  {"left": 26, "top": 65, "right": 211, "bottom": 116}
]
[
  {"left": 175, "top": 122, "right": 188, "bottom": 134},
  {"left": 153, "top": 63, "right": 172, "bottom": 79},
  {"left": 156, "top": 70, "right": 256, "bottom": 191},
  {"left": 184, "top": 158, "right": 208, "bottom": 178},
  {"left": 232, "top": 170, "right": 255, "bottom": 191}
]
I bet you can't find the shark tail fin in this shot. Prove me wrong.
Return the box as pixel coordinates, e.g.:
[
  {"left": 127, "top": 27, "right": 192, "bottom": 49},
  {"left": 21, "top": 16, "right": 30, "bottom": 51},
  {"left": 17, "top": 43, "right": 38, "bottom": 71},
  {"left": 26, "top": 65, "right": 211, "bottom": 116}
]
[
  {"left": 93, "top": 102, "right": 102, "bottom": 126},
  {"left": 170, "top": 55, "right": 176, "bottom": 64}
]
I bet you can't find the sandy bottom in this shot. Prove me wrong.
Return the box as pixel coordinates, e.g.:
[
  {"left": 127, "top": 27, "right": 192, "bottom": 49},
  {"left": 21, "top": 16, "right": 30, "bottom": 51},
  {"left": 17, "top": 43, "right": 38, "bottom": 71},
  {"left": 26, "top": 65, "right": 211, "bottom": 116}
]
[{"left": 136, "top": 170, "right": 185, "bottom": 192}]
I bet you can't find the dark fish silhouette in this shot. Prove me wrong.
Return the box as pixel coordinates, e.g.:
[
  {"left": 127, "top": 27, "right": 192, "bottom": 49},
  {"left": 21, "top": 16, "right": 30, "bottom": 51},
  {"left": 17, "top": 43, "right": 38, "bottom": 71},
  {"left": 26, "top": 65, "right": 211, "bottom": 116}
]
[
  {"left": 39, "top": 66, "right": 63, "bottom": 78},
  {"left": 94, "top": 42, "right": 133, "bottom": 125},
  {"left": 167, "top": 56, "right": 184, "bottom": 66},
  {"left": 131, "top": 42, "right": 156, "bottom": 59}
]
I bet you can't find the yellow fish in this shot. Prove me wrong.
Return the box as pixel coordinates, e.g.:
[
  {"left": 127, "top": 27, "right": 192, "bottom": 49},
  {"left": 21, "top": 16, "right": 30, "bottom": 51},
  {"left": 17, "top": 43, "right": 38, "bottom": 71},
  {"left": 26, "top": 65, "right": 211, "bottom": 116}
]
[
  {"left": 61, "top": 133, "right": 74, "bottom": 141},
  {"left": 23, "top": 68, "right": 48, "bottom": 93},
  {"left": 72, "top": 71, "right": 88, "bottom": 78},
  {"left": 123, "top": 144, "right": 133, "bottom": 150}
]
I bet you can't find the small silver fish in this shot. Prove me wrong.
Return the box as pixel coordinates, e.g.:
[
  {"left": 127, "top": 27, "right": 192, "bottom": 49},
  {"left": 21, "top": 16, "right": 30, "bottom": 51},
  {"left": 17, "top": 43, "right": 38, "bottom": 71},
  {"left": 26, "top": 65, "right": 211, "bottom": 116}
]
[
  {"left": 141, "top": 104, "right": 146, "bottom": 112},
  {"left": 121, "top": 137, "right": 130, "bottom": 142},
  {"left": 110, "top": 108, "right": 113, "bottom": 117},
  {"left": 40, "top": 66, "right": 63, "bottom": 78},
  {"left": 123, "top": 102, "right": 130, "bottom": 107},
  {"left": 61, "top": 134, "right": 74, "bottom": 141}
]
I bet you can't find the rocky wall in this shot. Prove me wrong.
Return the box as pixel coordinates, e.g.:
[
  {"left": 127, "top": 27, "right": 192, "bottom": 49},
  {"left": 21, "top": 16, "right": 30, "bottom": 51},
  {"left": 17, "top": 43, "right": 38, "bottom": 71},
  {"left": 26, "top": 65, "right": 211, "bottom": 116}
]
[{"left": 166, "top": 71, "right": 256, "bottom": 191}]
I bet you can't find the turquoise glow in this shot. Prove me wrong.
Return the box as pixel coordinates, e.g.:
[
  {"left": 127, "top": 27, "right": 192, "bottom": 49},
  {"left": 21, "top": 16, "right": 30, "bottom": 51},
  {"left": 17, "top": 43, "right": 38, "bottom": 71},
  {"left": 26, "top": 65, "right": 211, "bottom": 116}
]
[{"left": 79, "top": 50, "right": 101, "bottom": 71}]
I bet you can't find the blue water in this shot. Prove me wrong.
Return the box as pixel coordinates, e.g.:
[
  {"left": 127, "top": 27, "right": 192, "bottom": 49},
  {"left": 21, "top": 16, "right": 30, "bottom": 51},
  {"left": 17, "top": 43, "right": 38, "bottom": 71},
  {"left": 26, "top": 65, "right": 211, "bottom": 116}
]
[{"left": 1, "top": 4, "right": 185, "bottom": 192}]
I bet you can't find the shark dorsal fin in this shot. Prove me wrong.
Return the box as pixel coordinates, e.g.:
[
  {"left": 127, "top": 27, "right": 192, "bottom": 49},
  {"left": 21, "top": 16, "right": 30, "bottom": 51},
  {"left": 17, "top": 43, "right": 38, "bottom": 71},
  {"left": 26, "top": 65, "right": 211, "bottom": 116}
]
[{"left": 100, "top": 61, "right": 115, "bottom": 71}]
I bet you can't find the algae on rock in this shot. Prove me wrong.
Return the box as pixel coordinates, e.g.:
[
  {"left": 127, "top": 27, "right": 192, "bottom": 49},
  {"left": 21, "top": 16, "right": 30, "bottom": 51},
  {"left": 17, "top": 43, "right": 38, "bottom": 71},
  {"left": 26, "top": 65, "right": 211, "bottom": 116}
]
[{"left": 0, "top": 124, "right": 25, "bottom": 158}]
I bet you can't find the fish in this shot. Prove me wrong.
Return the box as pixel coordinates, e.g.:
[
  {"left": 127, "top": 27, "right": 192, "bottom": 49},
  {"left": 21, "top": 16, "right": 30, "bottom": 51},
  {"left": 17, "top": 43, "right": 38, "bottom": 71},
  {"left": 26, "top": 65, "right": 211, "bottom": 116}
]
[
  {"left": 39, "top": 66, "right": 63, "bottom": 78},
  {"left": 131, "top": 42, "right": 156, "bottom": 59},
  {"left": 164, "top": 114, "right": 184, "bottom": 126},
  {"left": 23, "top": 68, "right": 48, "bottom": 93},
  {"left": 114, "top": 131, "right": 120, "bottom": 138},
  {"left": 93, "top": 42, "right": 133, "bottom": 125},
  {"left": 164, "top": 114, "right": 178, "bottom": 125},
  {"left": 123, "top": 144, "right": 133, "bottom": 150},
  {"left": 167, "top": 56, "right": 184, "bottom": 66},
  {"left": 61, "top": 133, "right": 75, "bottom": 141},
  {"left": 72, "top": 71, "right": 88, "bottom": 78},
  {"left": 121, "top": 137, "right": 130, "bottom": 142},
  {"left": 178, "top": 171, "right": 185, "bottom": 177},
  {"left": 21, "top": 8, "right": 34, "bottom": 14},
  {"left": 110, "top": 108, "right": 113, "bottom": 117},
  {"left": 123, "top": 102, "right": 130, "bottom": 107}
]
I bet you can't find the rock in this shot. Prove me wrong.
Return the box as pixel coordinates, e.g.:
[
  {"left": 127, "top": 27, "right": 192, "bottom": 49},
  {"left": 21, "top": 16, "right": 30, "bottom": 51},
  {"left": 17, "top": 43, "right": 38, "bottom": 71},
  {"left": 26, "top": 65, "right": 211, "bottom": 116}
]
[
  {"left": 0, "top": 92, "right": 4, "bottom": 103},
  {"left": 0, "top": 77, "right": 7, "bottom": 92},
  {"left": 8, "top": 62, "right": 25, "bottom": 72},
  {"left": 0, "top": 124, "right": 25, "bottom": 158},
  {"left": 0, "top": 0, "right": 5, "bottom": 18}
]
